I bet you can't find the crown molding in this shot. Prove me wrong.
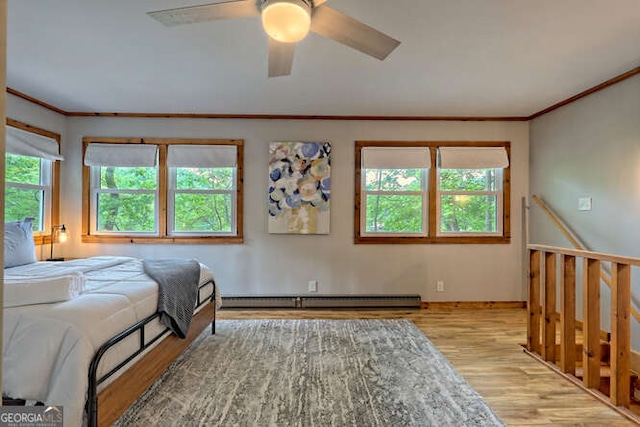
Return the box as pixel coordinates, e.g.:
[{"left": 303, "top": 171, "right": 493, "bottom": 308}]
[
  {"left": 64, "top": 111, "right": 529, "bottom": 121},
  {"left": 7, "top": 64, "right": 640, "bottom": 122},
  {"left": 528, "top": 66, "right": 640, "bottom": 120},
  {"left": 6, "top": 87, "right": 67, "bottom": 116}
]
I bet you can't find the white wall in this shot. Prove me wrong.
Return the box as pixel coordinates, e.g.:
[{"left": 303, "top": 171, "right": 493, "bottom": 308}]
[
  {"left": 60, "top": 117, "right": 529, "bottom": 301},
  {"left": 530, "top": 74, "right": 640, "bottom": 254},
  {"left": 6, "top": 93, "right": 67, "bottom": 137},
  {"left": 529, "top": 73, "right": 640, "bottom": 344},
  {"left": 5, "top": 99, "right": 530, "bottom": 301}
]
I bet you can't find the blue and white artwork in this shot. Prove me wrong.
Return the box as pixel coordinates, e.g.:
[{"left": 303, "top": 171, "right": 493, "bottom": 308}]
[{"left": 268, "top": 141, "right": 331, "bottom": 234}]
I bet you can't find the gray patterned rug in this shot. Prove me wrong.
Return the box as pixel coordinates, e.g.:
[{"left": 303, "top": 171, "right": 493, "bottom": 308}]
[{"left": 114, "top": 319, "right": 504, "bottom": 426}]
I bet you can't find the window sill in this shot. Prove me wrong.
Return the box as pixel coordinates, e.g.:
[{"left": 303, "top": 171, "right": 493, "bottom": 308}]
[
  {"left": 33, "top": 234, "right": 57, "bottom": 246},
  {"left": 354, "top": 235, "right": 511, "bottom": 244},
  {"left": 82, "top": 234, "right": 243, "bottom": 244}
]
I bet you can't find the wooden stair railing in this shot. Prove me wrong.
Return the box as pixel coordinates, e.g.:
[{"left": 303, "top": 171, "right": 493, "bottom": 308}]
[
  {"left": 531, "top": 195, "right": 640, "bottom": 324},
  {"left": 527, "top": 244, "right": 640, "bottom": 410}
]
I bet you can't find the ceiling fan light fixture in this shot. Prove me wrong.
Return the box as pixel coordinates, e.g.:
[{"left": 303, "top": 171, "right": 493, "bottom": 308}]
[{"left": 261, "top": 0, "right": 311, "bottom": 43}]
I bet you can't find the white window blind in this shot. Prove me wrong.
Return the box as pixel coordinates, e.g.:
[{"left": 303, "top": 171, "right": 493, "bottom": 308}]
[
  {"left": 167, "top": 145, "right": 237, "bottom": 168},
  {"left": 6, "top": 126, "right": 63, "bottom": 161},
  {"left": 362, "top": 147, "right": 431, "bottom": 169},
  {"left": 84, "top": 143, "right": 158, "bottom": 167},
  {"left": 438, "top": 147, "right": 509, "bottom": 169}
]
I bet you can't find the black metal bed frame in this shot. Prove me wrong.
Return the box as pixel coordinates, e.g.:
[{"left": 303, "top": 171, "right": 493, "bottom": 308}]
[{"left": 86, "top": 279, "right": 216, "bottom": 427}]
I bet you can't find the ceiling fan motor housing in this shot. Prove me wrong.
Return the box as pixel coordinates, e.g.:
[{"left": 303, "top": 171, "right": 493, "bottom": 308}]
[
  {"left": 261, "top": 0, "right": 312, "bottom": 43},
  {"left": 261, "top": 0, "right": 312, "bottom": 9}
]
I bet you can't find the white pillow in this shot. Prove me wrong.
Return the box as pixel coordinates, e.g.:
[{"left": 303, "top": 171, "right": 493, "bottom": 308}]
[{"left": 4, "top": 218, "right": 37, "bottom": 268}]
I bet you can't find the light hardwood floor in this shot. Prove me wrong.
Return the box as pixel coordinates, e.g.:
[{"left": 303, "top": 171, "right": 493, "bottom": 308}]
[{"left": 217, "top": 307, "right": 637, "bottom": 426}]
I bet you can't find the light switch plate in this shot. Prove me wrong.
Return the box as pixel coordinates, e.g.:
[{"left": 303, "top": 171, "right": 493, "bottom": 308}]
[
  {"left": 578, "top": 197, "right": 592, "bottom": 211},
  {"left": 308, "top": 280, "right": 318, "bottom": 292}
]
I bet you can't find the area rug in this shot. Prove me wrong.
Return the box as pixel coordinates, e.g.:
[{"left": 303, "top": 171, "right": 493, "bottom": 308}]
[{"left": 114, "top": 319, "right": 504, "bottom": 426}]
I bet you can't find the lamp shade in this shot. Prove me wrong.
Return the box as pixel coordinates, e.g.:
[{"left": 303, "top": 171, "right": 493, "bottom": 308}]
[
  {"left": 262, "top": 0, "right": 311, "bottom": 43},
  {"left": 58, "top": 225, "right": 68, "bottom": 243}
]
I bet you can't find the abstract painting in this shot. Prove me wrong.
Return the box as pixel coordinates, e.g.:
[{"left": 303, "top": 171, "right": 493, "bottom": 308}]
[{"left": 268, "top": 142, "right": 331, "bottom": 234}]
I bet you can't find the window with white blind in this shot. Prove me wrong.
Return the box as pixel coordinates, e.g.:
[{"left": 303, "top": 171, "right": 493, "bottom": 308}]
[
  {"left": 167, "top": 145, "right": 237, "bottom": 235},
  {"left": 82, "top": 138, "right": 243, "bottom": 243},
  {"left": 85, "top": 143, "right": 159, "bottom": 234},
  {"left": 437, "top": 147, "right": 509, "bottom": 236},
  {"left": 4, "top": 121, "right": 62, "bottom": 237},
  {"left": 360, "top": 146, "right": 430, "bottom": 236},
  {"left": 355, "top": 141, "right": 511, "bottom": 244}
]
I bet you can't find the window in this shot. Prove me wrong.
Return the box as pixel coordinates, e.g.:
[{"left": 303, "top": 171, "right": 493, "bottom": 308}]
[
  {"left": 93, "top": 165, "right": 158, "bottom": 234},
  {"left": 82, "top": 138, "right": 243, "bottom": 244},
  {"left": 86, "top": 143, "right": 159, "bottom": 235},
  {"left": 361, "top": 147, "right": 430, "bottom": 236},
  {"left": 355, "top": 141, "right": 510, "bottom": 244},
  {"left": 167, "top": 145, "right": 237, "bottom": 235},
  {"left": 4, "top": 119, "right": 61, "bottom": 244},
  {"left": 5, "top": 154, "right": 51, "bottom": 231},
  {"left": 437, "top": 146, "right": 508, "bottom": 236},
  {"left": 438, "top": 168, "right": 502, "bottom": 235}
]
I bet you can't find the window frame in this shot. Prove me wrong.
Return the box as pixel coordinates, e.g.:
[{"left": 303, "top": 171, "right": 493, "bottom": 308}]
[
  {"left": 89, "top": 165, "right": 160, "bottom": 236},
  {"left": 354, "top": 140, "right": 511, "bottom": 244},
  {"left": 5, "top": 118, "right": 61, "bottom": 246},
  {"left": 167, "top": 166, "right": 238, "bottom": 237},
  {"left": 5, "top": 156, "right": 52, "bottom": 231},
  {"left": 360, "top": 167, "right": 429, "bottom": 237},
  {"left": 82, "top": 137, "right": 244, "bottom": 244},
  {"left": 436, "top": 167, "right": 504, "bottom": 237}
]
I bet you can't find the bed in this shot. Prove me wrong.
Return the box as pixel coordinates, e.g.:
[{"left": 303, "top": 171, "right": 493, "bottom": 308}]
[{"left": 3, "top": 226, "right": 220, "bottom": 427}]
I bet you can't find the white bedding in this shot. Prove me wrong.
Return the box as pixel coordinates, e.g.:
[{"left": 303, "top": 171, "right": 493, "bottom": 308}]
[
  {"left": 4, "top": 271, "right": 86, "bottom": 307},
  {"left": 2, "top": 256, "right": 220, "bottom": 426}
]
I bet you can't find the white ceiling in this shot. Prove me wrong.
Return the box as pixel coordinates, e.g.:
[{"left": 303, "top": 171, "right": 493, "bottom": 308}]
[{"left": 6, "top": 0, "right": 640, "bottom": 117}]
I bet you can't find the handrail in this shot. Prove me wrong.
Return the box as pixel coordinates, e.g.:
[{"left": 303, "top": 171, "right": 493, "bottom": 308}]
[
  {"left": 531, "top": 195, "right": 640, "bottom": 323},
  {"left": 528, "top": 244, "right": 640, "bottom": 266},
  {"left": 531, "top": 195, "right": 584, "bottom": 249}
]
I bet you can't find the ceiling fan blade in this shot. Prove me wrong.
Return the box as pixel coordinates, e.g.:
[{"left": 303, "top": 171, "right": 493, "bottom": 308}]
[
  {"left": 148, "top": 0, "right": 259, "bottom": 27},
  {"left": 313, "top": 0, "right": 330, "bottom": 5},
  {"left": 268, "top": 38, "right": 295, "bottom": 78},
  {"left": 310, "top": 6, "right": 400, "bottom": 60}
]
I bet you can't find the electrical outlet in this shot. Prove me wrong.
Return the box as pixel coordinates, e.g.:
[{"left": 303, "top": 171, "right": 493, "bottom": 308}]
[
  {"left": 436, "top": 281, "right": 444, "bottom": 292},
  {"left": 308, "top": 280, "right": 318, "bottom": 292}
]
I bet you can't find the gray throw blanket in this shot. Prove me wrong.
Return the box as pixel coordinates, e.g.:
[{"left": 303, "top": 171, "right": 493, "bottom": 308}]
[{"left": 143, "top": 258, "right": 200, "bottom": 339}]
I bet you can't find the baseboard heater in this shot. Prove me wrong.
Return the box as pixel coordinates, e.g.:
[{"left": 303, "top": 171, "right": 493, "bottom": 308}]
[
  {"left": 222, "top": 296, "right": 298, "bottom": 309},
  {"left": 222, "top": 295, "right": 422, "bottom": 309}
]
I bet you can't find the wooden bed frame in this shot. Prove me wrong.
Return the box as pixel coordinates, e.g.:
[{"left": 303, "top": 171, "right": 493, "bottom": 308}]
[{"left": 89, "top": 280, "right": 216, "bottom": 427}]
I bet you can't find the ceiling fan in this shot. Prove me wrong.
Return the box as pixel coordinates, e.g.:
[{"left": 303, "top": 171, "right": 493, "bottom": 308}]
[{"left": 148, "top": 0, "right": 401, "bottom": 77}]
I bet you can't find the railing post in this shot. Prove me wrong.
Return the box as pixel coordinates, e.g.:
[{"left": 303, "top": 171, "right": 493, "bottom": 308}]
[
  {"left": 528, "top": 250, "right": 541, "bottom": 354},
  {"left": 542, "top": 252, "right": 556, "bottom": 362},
  {"left": 526, "top": 244, "right": 639, "bottom": 412},
  {"left": 560, "top": 255, "right": 576, "bottom": 374},
  {"left": 610, "top": 262, "right": 631, "bottom": 407},
  {"left": 583, "top": 258, "right": 601, "bottom": 389}
]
